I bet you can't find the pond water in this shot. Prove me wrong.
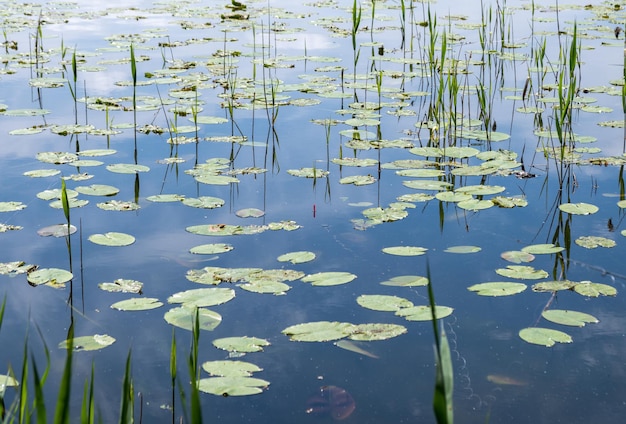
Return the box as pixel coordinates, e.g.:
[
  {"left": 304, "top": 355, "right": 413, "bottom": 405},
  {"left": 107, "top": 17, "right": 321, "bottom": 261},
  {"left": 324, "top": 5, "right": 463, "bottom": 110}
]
[{"left": 1, "top": 0, "right": 626, "bottom": 422}]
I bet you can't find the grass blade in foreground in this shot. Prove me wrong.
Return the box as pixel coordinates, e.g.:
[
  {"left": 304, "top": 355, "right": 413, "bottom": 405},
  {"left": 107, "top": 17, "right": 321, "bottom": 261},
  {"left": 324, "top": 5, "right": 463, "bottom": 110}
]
[{"left": 54, "top": 324, "right": 73, "bottom": 424}]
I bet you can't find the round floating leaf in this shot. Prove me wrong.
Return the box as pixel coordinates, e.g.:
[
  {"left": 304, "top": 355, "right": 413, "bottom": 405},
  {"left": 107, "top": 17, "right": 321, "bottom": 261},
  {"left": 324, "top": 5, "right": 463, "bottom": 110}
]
[
  {"left": 106, "top": 163, "right": 150, "bottom": 174},
  {"left": 75, "top": 184, "right": 120, "bottom": 196},
  {"left": 331, "top": 157, "right": 379, "bottom": 167},
  {"left": 37, "top": 224, "right": 77, "bottom": 237},
  {"left": 380, "top": 275, "right": 428, "bottom": 286},
  {"left": 24, "top": 169, "right": 60, "bottom": 178},
  {"left": 37, "top": 189, "right": 78, "bottom": 201},
  {"left": 58, "top": 334, "right": 115, "bottom": 351},
  {"left": 356, "top": 295, "right": 414, "bottom": 312},
  {"left": 435, "top": 192, "right": 473, "bottom": 202},
  {"left": 49, "top": 198, "right": 89, "bottom": 209},
  {"left": 27, "top": 268, "right": 73, "bottom": 287},
  {"left": 0, "top": 261, "right": 35, "bottom": 276},
  {"left": 96, "top": 200, "right": 140, "bottom": 211},
  {"left": 194, "top": 174, "right": 239, "bottom": 185},
  {"left": 558, "top": 202, "right": 599, "bottom": 215},
  {"left": 111, "top": 298, "right": 163, "bottom": 311},
  {"left": 202, "top": 360, "right": 263, "bottom": 377},
  {"left": 197, "top": 376, "right": 269, "bottom": 396},
  {"left": 195, "top": 116, "right": 228, "bottom": 124},
  {"left": 282, "top": 321, "right": 355, "bottom": 342},
  {"left": 168, "top": 288, "right": 235, "bottom": 307},
  {"left": 444, "top": 245, "right": 481, "bottom": 254},
  {"left": 518, "top": 327, "right": 572, "bottom": 347},
  {"left": 457, "top": 199, "right": 494, "bottom": 211},
  {"left": 395, "top": 305, "right": 454, "bottom": 321},
  {"left": 348, "top": 323, "right": 408, "bottom": 341},
  {"left": 521, "top": 244, "right": 565, "bottom": 254},
  {"left": 146, "top": 194, "right": 185, "bottom": 202},
  {"left": 164, "top": 306, "right": 222, "bottom": 331},
  {"left": 36, "top": 152, "right": 77, "bottom": 164},
  {"left": 277, "top": 251, "right": 316, "bottom": 264},
  {"left": 495, "top": 265, "right": 548, "bottom": 280},
  {"left": 235, "top": 208, "right": 265, "bottom": 218},
  {"left": 339, "top": 175, "right": 377, "bottom": 186},
  {"left": 575, "top": 236, "right": 616, "bottom": 249},
  {"left": 78, "top": 149, "right": 117, "bottom": 157},
  {"left": 287, "top": 168, "right": 329, "bottom": 178},
  {"left": 182, "top": 196, "right": 225, "bottom": 209},
  {"left": 98, "top": 279, "right": 143, "bottom": 294},
  {"left": 542, "top": 310, "right": 599, "bottom": 327},
  {"left": 467, "top": 282, "right": 527, "bottom": 296},
  {"left": 0, "top": 202, "right": 26, "bottom": 212},
  {"left": 402, "top": 180, "right": 453, "bottom": 190},
  {"left": 382, "top": 246, "right": 427, "bottom": 256},
  {"left": 238, "top": 280, "right": 291, "bottom": 295},
  {"left": 190, "top": 243, "right": 233, "bottom": 255},
  {"left": 212, "top": 336, "right": 270, "bottom": 353},
  {"left": 501, "top": 251, "right": 535, "bottom": 264},
  {"left": 186, "top": 224, "right": 243, "bottom": 236},
  {"left": 455, "top": 185, "right": 505, "bottom": 195},
  {"left": 573, "top": 281, "right": 617, "bottom": 297},
  {"left": 398, "top": 169, "right": 445, "bottom": 178},
  {"left": 532, "top": 280, "right": 576, "bottom": 292},
  {"left": 301, "top": 272, "right": 356, "bottom": 286},
  {"left": 89, "top": 232, "right": 135, "bottom": 246}
]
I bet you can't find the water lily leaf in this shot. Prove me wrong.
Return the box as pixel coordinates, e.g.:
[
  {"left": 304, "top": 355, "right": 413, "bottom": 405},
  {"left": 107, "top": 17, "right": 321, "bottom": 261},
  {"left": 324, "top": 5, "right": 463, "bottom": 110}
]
[
  {"left": 455, "top": 185, "right": 505, "bottom": 195},
  {"left": 0, "top": 261, "right": 36, "bottom": 276},
  {"left": 339, "top": 175, "right": 376, "bottom": 185},
  {"left": 467, "top": 282, "right": 527, "bottom": 296},
  {"left": 287, "top": 168, "right": 329, "bottom": 178},
  {"left": 37, "top": 224, "right": 77, "bottom": 237},
  {"left": 88, "top": 232, "right": 135, "bottom": 246},
  {"left": 409, "top": 146, "right": 444, "bottom": 157},
  {"left": 301, "top": 272, "right": 357, "bottom": 286},
  {"left": 282, "top": 321, "right": 355, "bottom": 342},
  {"left": 348, "top": 323, "right": 408, "bottom": 341},
  {"left": 23, "top": 169, "right": 61, "bottom": 178},
  {"left": 4, "top": 108, "right": 50, "bottom": 116},
  {"left": 49, "top": 198, "right": 89, "bottom": 209},
  {"left": 444, "top": 245, "right": 481, "bottom": 254},
  {"left": 380, "top": 275, "right": 428, "bottom": 286},
  {"left": 402, "top": 180, "right": 453, "bottom": 190},
  {"left": 362, "top": 207, "right": 408, "bottom": 222},
  {"left": 146, "top": 194, "right": 185, "bottom": 202},
  {"left": 75, "top": 184, "right": 120, "bottom": 196},
  {"left": 235, "top": 208, "right": 265, "bottom": 218},
  {"left": 202, "top": 360, "right": 263, "bottom": 377},
  {"left": 542, "top": 310, "right": 599, "bottom": 327},
  {"left": 0, "top": 224, "right": 23, "bottom": 233},
  {"left": 500, "top": 251, "right": 535, "bottom": 263},
  {"left": 435, "top": 192, "right": 473, "bottom": 202},
  {"left": 397, "top": 169, "right": 445, "bottom": 178},
  {"left": 98, "top": 278, "right": 143, "bottom": 294},
  {"left": 495, "top": 265, "right": 548, "bottom": 280},
  {"left": 558, "top": 202, "right": 599, "bottom": 215},
  {"left": 521, "top": 244, "right": 565, "bottom": 254},
  {"left": 0, "top": 202, "right": 26, "bottom": 212},
  {"left": 97, "top": 200, "right": 140, "bottom": 211},
  {"left": 190, "top": 243, "right": 233, "bottom": 255},
  {"left": 491, "top": 196, "right": 528, "bottom": 208},
  {"left": 106, "top": 163, "right": 150, "bottom": 174},
  {"left": 277, "top": 251, "right": 316, "bottom": 264},
  {"left": 58, "top": 334, "right": 115, "bottom": 351},
  {"left": 212, "top": 337, "right": 270, "bottom": 353},
  {"left": 518, "top": 327, "right": 572, "bottom": 347},
  {"left": 395, "top": 305, "right": 454, "bottom": 321},
  {"left": 573, "top": 281, "right": 617, "bottom": 297},
  {"left": 457, "top": 199, "right": 494, "bottom": 211},
  {"left": 0, "top": 374, "right": 18, "bottom": 396},
  {"left": 197, "top": 376, "right": 269, "bottom": 396},
  {"left": 168, "top": 288, "right": 235, "bottom": 307},
  {"left": 111, "top": 297, "right": 163, "bottom": 311},
  {"left": 575, "top": 236, "right": 616, "bottom": 249},
  {"left": 194, "top": 174, "right": 240, "bottom": 185},
  {"left": 396, "top": 193, "right": 435, "bottom": 202},
  {"left": 36, "top": 152, "right": 77, "bottom": 164},
  {"left": 78, "top": 149, "right": 117, "bottom": 157},
  {"left": 37, "top": 189, "right": 78, "bottom": 201},
  {"left": 382, "top": 246, "right": 427, "bottom": 256},
  {"left": 238, "top": 280, "right": 291, "bottom": 295},
  {"left": 182, "top": 196, "right": 225, "bottom": 209},
  {"left": 164, "top": 306, "right": 222, "bottom": 331},
  {"left": 356, "top": 295, "right": 414, "bottom": 311},
  {"left": 27, "top": 268, "right": 73, "bottom": 287},
  {"left": 532, "top": 280, "right": 576, "bottom": 292},
  {"left": 194, "top": 116, "right": 228, "bottom": 124},
  {"left": 186, "top": 224, "right": 243, "bottom": 236}
]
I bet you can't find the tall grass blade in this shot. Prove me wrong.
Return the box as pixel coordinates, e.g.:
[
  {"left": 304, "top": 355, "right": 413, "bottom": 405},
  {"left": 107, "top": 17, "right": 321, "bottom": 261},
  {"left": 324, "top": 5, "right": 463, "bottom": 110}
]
[
  {"left": 188, "top": 308, "right": 202, "bottom": 424},
  {"left": 118, "top": 351, "right": 133, "bottom": 424},
  {"left": 60, "top": 179, "right": 70, "bottom": 228},
  {"left": 170, "top": 330, "right": 176, "bottom": 424},
  {"left": 31, "top": 357, "right": 46, "bottom": 423},
  {"left": 53, "top": 324, "right": 74, "bottom": 424},
  {"left": 80, "top": 364, "right": 95, "bottom": 424}
]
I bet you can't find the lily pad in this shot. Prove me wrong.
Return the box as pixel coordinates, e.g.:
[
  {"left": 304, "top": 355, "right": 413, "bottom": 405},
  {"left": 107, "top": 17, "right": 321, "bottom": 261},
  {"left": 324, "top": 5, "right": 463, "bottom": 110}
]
[
  {"left": 395, "top": 305, "right": 454, "bottom": 321},
  {"left": 277, "top": 251, "right": 316, "bottom": 264},
  {"left": 58, "top": 334, "right": 116, "bottom": 351},
  {"left": 339, "top": 175, "right": 377, "bottom": 186},
  {"left": 457, "top": 199, "right": 494, "bottom": 211},
  {"left": 110, "top": 297, "right": 163, "bottom": 311},
  {"left": 98, "top": 278, "right": 143, "bottom": 294},
  {"left": 455, "top": 185, "right": 505, "bottom": 195},
  {"left": 106, "top": 163, "right": 150, "bottom": 174},
  {"left": 190, "top": 243, "right": 234, "bottom": 255},
  {"left": 182, "top": 196, "right": 225, "bottom": 209},
  {"left": 163, "top": 306, "right": 222, "bottom": 331},
  {"left": 197, "top": 376, "right": 269, "bottom": 396},
  {"left": 542, "top": 310, "right": 599, "bottom": 327},
  {"left": 168, "top": 288, "right": 236, "bottom": 307},
  {"left": 495, "top": 265, "right": 548, "bottom": 280},
  {"left": 0, "top": 261, "right": 36, "bottom": 276},
  {"left": 89, "top": 232, "right": 135, "bottom": 246},
  {"left": 235, "top": 208, "right": 265, "bottom": 218},
  {"left": 75, "top": 184, "right": 120, "bottom": 196},
  {"left": 467, "top": 282, "right": 527, "bottom": 296},
  {"left": 23, "top": 169, "right": 61, "bottom": 178},
  {"left": 380, "top": 275, "right": 428, "bottom": 286},
  {"left": 27, "top": 268, "right": 73, "bottom": 288},
  {"left": 521, "top": 244, "right": 565, "bottom": 254},
  {"left": 238, "top": 280, "right": 291, "bottom": 295},
  {"left": 282, "top": 321, "right": 355, "bottom": 342},
  {"left": 558, "top": 202, "right": 599, "bottom": 215},
  {"left": 287, "top": 168, "right": 329, "bottom": 178},
  {"left": 532, "top": 280, "right": 577, "bottom": 292},
  {"left": 301, "top": 272, "right": 357, "bottom": 286},
  {"left": 37, "top": 224, "right": 77, "bottom": 237},
  {"left": 202, "top": 360, "right": 263, "bottom": 377},
  {"left": 356, "top": 295, "right": 414, "bottom": 311},
  {"left": 444, "top": 245, "right": 481, "bottom": 254},
  {"left": 573, "top": 281, "right": 617, "bottom": 297},
  {"left": 0, "top": 374, "right": 18, "bottom": 396},
  {"left": 575, "top": 236, "right": 616, "bottom": 249},
  {"left": 96, "top": 201, "right": 140, "bottom": 211},
  {"left": 500, "top": 251, "right": 535, "bottom": 263},
  {"left": 381, "top": 246, "right": 427, "bottom": 256},
  {"left": 0, "top": 202, "right": 26, "bottom": 212},
  {"left": 212, "top": 336, "right": 270, "bottom": 353},
  {"left": 518, "top": 327, "right": 572, "bottom": 347},
  {"left": 348, "top": 323, "right": 408, "bottom": 341}
]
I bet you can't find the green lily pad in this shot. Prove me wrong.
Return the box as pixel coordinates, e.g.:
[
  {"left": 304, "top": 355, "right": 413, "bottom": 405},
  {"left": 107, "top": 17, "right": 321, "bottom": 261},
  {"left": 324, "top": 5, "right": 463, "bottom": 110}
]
[
  {"left": 558, "top": 202, "right": 599, "bottom": 215},
  {"left": 146, "top": 194, "right": 186, "bottom": 203},
  {"left": 97, "top": 200, "right": 140, "bottom": 211},
  {"left": 467, "top": 282, "right": 527, "bottom": 296},
  {"left": 0, "top": 202, "right": 26, "bottom": 212},
  {"left": 455, "top": 185, "right": 505, "bottom": 195},
  {"left": 491, "top": 196, "right": 528, "bottom": 208},
  {"left": 23, "top": 169, "right": 61, "bottom": 178},
  {"left": 235, "top": 208, "right": 265, "bottom": 218},
  {"left": 457, "top": 199, "right": 495, "bottom": 211},
  {"left": 518, "top": 327, "right": 572, "bottom": 347},
  {"left": 202, "top": 360, "right": 263, "bottom": 377},
  {"left": 444, "top": 245, "right": 481, "bottom": 254},
  {"left": 541, "top": 310, "right": 599, "bottom": 327},
  {"left": 27, "top": 268, "right": 73, "bottom": 288},
  {"left": 197, "top": 376, "right": 269, "bottom": 396},
  {"left": 277, "top": 251, "right": 316, "bottom": 264},
  {"left": 395, "top": 305, "right": 454, "bottom": 321},
  {"left": 282, "top": 321, "right": 355, "bottom": 342},
  {"left": 348, "top": 323, "right": 408, "bottom": 341},
  {"left": 186, "top": 224, "right": 244, "bottom": 236},
  {"left": 37, "top": 189, "right": 78, "bottom": 201},
  {"left": 168, "top": 288, "right": 236, "bottom": 307},
  {"left": 182, "top": 196, "right": 225, "bottom": 209},
  {"left": 356, "top": 295, "right": 414, "bottom": 311},
  {"left": 89, "top": 232, "right": 135, "bottom": 246},
  {"left": 301, "top": 272, "right": 357, "bottom": 286},
  {"left": 339, "top": 175, "right": 377, "bottom": 186},
  {"left": 75, "top": 184, "right": 120, "bottom": 196},
  {"left": 212, "top": 336, "right": 270, "bottom": 353},
  {"left": 0, "top": 224, "right": 22, "bottom": 233},
  {"left": 0, "top": 261, "right": 36, "bottom": 276},
  {"left": 238, "top": 280, "right": 291, "bottom": 295},
  {"left": 402, "top": 180, "right": 453, "bottom": 190},
  {"left": 521, "top": 244, "right": 565, "bottom": 254},
  {"left": 532, "top": 280, "right": 577, "bottom": 292},
  {"left": 495, "top": 265, "right": 548, "bottom": 280},
  {"left": 381, "top": 246, "right": 427, "bottom": 256},
  {"left": 49, "top": 198, "right": 89, "bottom": 209},
  {"left": 287, "top": 168, "right": 329, "bottom": 178},
  {"left": 58, "top": 334, "right": 116, "bottom": 351},
  {"left": 380, "top": 275, "right": 429, "bottom": 286},
  {"left": 501, "top": 251, "right": 535, "bottom": 263},
  {"left": 331, "top": 157, "right": 379, "bottom": 167},
  {"left": 190, "top": 243, "right": 234, "bottom": 255},
  {"left": 98, "top": 279, "right": 143, "bottom": 294},
  {"left": 435, "top": 192, "right": 473, "bottom": 202},
  {"left": 575, "top": 236, "right": 616, "bottom": 249},
  {"left": 106, "top": 163, "right": 150, "bottom": 174},
  {"left": 110, "top": 298, "right": 163, "bottom": 311},
  {"left": 36, "top": 152, "right": 77, "bottom": 164},
  {"left": 37, "top": 224, "right": 77, "bottom": 237},
  {"left": 398, "top": 169, "right": 446, "bottom": 178},
  {"left": 163, "top": 306, "right": 222, "bottom": 331},
  {"left": 573, "top": 281, "right": 617, "bottom": 297}
]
